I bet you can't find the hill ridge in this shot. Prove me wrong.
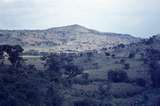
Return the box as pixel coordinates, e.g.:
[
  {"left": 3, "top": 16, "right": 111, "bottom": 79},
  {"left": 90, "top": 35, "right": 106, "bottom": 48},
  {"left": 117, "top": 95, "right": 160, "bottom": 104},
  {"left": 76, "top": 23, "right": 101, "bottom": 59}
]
[{"left": 0, "top": 24, "right": 140, "bottom": 52}]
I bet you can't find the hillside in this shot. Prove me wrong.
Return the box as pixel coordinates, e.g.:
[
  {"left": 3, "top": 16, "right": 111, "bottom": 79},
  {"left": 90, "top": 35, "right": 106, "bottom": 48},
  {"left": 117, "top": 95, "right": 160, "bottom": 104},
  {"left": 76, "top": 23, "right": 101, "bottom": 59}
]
[
  {"left": 0, "top": 34, "right": 160, "bottom": 105},
  {"left": 25, "top": 34, "right": 160, "bottom": 105},
  {"left": 0, "top": 24, "right": 140, "bottom": 52}
]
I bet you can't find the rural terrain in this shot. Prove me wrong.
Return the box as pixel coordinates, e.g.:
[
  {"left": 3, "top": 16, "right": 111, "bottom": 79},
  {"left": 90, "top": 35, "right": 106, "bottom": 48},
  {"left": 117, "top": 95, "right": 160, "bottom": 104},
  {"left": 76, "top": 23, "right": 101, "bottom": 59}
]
[{"left": 0, "top": 25, "right": 160, "bottom": 106}]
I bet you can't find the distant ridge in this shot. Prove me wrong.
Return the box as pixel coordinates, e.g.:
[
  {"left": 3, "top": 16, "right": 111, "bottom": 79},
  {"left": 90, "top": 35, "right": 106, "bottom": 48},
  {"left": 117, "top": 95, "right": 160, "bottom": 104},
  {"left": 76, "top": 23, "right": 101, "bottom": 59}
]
[{"left": 0, "top": 24, "right": 140, "bottom": 52}]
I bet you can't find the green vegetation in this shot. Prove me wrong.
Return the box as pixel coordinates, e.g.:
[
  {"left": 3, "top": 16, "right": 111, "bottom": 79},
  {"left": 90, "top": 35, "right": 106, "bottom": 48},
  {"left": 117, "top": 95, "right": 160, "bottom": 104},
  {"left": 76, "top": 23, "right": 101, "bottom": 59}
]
[{"left": 0, "top": 35, "right": 160, "bottom": 106}]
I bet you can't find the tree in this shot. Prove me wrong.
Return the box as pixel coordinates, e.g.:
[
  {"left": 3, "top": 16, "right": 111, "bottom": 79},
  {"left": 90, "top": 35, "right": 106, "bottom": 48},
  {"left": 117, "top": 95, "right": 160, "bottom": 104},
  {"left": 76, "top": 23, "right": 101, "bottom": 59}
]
[
  {"left": 149, "top": 61, "right": 160, "bottom": 87},
  {"left": 108, "top": 70, "right": 128, "bottom": 82},
  {"left": 120, "top": 59, "right": 125, "bottom": 64},
  {"left": 64, "top": 63, "right": 82, "bottom": 79},
  {"left": 0, "top": 45, "right": 24, "bottom": 67},
  {"left": 111, "top": 54, "right": 115, "bottom": 58},
  {"left": 73, "top": 99, "right": 98, "bottom": 106},
  {"left": 145, "top": 48, "right": 160, "bottom": 87},
  {"left": 105, "top": 52, "right": 110, "bottom": 56},
  {"left": 118, "top": 43, "right": 125, "bottom": 48},
  {"left": 0, "top": 58, "right": 63, "bottom": 106},
  {"left": 144, "top": 36, "right": 155, "bottom": 45},
  {"left": 128, "top": 52, "right": 135, "bottom": 58},
  {"left": 45, "top": 53, "right": 83, "bottom": 86},
  {"left": 124, "top": 63, "right": 130, "bottom": 70},
  {"left": 8, "top": 45, "right": 24, "bottom": 67},
  {"left": 135, "top": 78, "right": 146, "bottom": 87}
]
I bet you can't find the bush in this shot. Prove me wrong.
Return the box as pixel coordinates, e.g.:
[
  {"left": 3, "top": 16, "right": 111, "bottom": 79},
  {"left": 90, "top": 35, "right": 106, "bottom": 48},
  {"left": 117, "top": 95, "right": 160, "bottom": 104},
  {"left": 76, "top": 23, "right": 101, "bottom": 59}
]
[
  {"left": 135, "top": 78, "right": 146, "bottom": 87},
  {"left": 0, "top": 45, "right": 24, "bottom": 67},
  {"left": 73, "top": 99, "right": 98, "bottom": 106},
  {"left": 146, "top": 49, "right": 160, "bottom": 61},
  {"left": 45, "top": 53, "right": 82, "bottom": 79},
  {"left": 124, "top": 63, "right": 130, "bottom": 70},
  {"left": 120, "top": 59, "right": 125, "bottom": 64},
  {"left": 74, "top": 100, "right": 90, "bottom": 106},
  {"left": 105, "top": 52, "right": 110, "bottom": 56},
  {"left": 73, "top": 73, "right": 90, "bottom": 85},
  {"left": 146, "top": 48, "right": 160, "bottom": 88},
  {"left": 111, "top": 54, "right": 115, "bottom": 58},
  {"left": 128, "top": 53, "right": 135, "bottom": 58},
  {"left": 150, "top": 62, "right": 160, "bottom": 88},
  {"left": 118, "top": 43, "right": 125, "bottom": 48},
  {"left": 63, "top": 64, "right": 82, "bottom": 79},
  {"left": 144, "top": 36, "right": 154, "bottom": 45},
  {"left": 108, "top": 70, "right": 128, "bottom": 82},
  {"left": 0, "top": 65, "right": 63, "bottom": 106},
  {"left": 82, "top": 73, "right": 89, "bottom": 80}
]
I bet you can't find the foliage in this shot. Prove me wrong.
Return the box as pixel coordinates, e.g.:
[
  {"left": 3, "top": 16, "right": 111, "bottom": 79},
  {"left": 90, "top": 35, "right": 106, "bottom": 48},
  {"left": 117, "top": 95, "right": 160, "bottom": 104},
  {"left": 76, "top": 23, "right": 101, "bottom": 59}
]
[
  {"left": 111, "top": 54, "right": 115, "bottom": 58},
  {"left": 44, "top": 53, "right": 83, "bottom": 87},
  {"left": 105, "top": 52, "right": 110, "bottom": 56},
  {"left": 0, "top": 45, "right": 24, "bottom": 67},
  {"left": 0, "top": 65, "right": 63, "bottom": 106},
  {"left": 135, "top": 78, "right": 146, "bottom": 87},
  {"left": 128, "top": 52, "right": 135, "bottom": 58},
  {"left": 124, "top": 63, "right": 130, "bottom": 70},
  {"left": 120, "top": 59, "right": 125, "bottom": 64},
  {"left": 146, "top": 48, "right": 160, "bottom": 88},
  {"left": 73, "top": 98, "right": 98, "bottom": 106},
  {"left": 117, "top": 43, "right": 125, "bottom": 48},
  {"left": 108, "top": 70, "right": 128, "bottom": 82}
]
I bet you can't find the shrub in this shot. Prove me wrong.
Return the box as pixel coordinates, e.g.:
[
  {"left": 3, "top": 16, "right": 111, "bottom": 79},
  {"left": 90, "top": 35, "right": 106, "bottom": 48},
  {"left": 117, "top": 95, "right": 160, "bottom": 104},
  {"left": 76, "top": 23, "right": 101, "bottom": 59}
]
[
  {"left": 105, "top": 52, "right": 110, "bottom": 56},
  {"left": 64, "top": 64, "right": 83, "bottom": 78},
  {"left": 124, "top": 63, "right": 130, "bottom": 70},
  {"left": 46, "top": 53, "right": 82, "bottom": 77},
  {"left": 73, "top": 99, "right": 98, "bottom": 106},
  {"left": 118, "top": 43, "right": 125, "bottom": 48},
  {"left": 144, "top": 36, "right": 154, "bottom": 45},
  {"left": 146, "top": 49, "right": 160, "bottom": 61},
  {"left": 82, "top": 73, "right": 89, "bottom": 80},
  {"left": 135, "top": 78, "right": 146, "bottom": 87},
  {"left": 111, "top": 54, "right": 115, "bottom": 58},
  {"left": 108, "top": 70, "right": 128, "bottom": 82},
  {"left": 150, "top": 62, "right": 160, "bottom": 88},
  {"left": 128, "top": 53, "right": 135, "bottom": 58},
  {"left": 145, "top": 48, "right": 160, "bottom": 88},
  {"left": 120, "top": 59, "right": 125, "bottom": 64},
  {"left": 0, "top": 66, "right": 63, "bottom": 106},
  {"left": 0, "top": 45, "right": 24, "bottom": 67}
]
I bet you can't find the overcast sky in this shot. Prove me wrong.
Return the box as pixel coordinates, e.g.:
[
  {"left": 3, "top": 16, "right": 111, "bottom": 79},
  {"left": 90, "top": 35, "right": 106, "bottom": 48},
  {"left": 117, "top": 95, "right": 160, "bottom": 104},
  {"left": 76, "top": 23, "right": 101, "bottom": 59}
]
[{"left": 0, "top": 0, "right": 160, "bottom": 37}]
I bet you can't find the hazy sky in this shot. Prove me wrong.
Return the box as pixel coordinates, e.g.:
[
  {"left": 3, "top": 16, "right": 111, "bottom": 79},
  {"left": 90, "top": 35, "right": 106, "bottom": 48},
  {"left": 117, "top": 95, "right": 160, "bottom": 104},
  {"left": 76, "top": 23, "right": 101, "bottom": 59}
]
[{"left": 0, "top": 0, "right": 160, "bottom": 37}]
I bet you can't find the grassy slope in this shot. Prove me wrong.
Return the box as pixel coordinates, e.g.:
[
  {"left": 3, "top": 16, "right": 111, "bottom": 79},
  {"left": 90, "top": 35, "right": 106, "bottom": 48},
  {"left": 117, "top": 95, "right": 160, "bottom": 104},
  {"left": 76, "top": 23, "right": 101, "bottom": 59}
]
[{"left": 23, "top": 36, "right": 160, "bottom": 105}]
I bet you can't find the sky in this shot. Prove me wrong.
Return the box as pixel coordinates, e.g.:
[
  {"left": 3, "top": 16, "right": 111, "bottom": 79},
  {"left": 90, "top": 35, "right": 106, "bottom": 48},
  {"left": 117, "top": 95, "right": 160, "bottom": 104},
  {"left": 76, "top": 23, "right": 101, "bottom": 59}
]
[{"left": 0, "top": 0, "right": 160, "bottom": 38}]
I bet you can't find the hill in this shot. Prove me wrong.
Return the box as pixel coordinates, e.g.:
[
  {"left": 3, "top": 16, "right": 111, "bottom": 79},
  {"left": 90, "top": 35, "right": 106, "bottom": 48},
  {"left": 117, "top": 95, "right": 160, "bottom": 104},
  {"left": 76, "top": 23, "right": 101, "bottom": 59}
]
[
  {"left": 0, "top": 34, "right": 160, "bottom": 105},
  {"left": 0, "top": 24, "right": 140, "bottom": 52}
]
